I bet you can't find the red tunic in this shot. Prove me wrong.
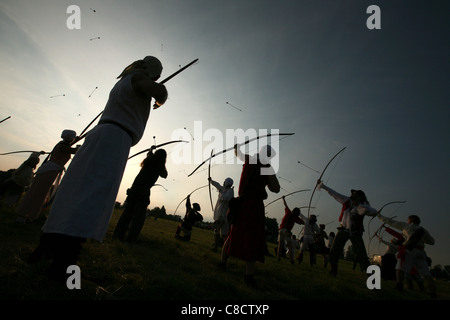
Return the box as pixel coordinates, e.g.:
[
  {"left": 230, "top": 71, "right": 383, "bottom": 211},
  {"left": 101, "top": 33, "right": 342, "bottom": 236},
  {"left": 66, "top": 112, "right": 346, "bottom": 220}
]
[
  {"left": 225, "top": 159, "right": 269, "bottom": 263},
  {"left": 279, "top": 207, "right": 304, "bottom": 231}
]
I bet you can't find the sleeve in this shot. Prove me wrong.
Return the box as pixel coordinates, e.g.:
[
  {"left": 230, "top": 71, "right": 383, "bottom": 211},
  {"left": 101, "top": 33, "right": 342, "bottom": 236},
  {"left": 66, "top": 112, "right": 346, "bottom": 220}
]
[
  {"left": 210, "top": 179, "right": 222, "bottom": 190},
  {"left": 159, "top": 166, "right": 168, "bottom": 179},
  {"left": 424, "top": 229, "right": 435, "bottom": 246},
  {"left": 294, "top": 216, "right": 305, "bottom": 225},
  {"left": 319, "top": 183, "right": 350, "bottom": 205},
  {"left": 221, "top": 188, "right": 234, "bottom": 202},
  {"left": 313, "top": 224, "right": 320, "bottom": 234},
  {"left": 356, "top": 203, "right": 378, "bottom": 216},
  {"left": 378, "top": 214, "right": 407, "bottom": 231},
  {"left": 235, "top": 147, "right": 247, "bottom": 162},
  {"left": 298, "top": 211, "right": 308, "bottom": 223},
  {"left": 57, "top": 142, "right": 78, "bottom": 155},
  {"left": 267, "top": 174, "right": 280, "bottom": 193},
  {"left": 185, "top": 196, "right": 191, "bottom": 210}
]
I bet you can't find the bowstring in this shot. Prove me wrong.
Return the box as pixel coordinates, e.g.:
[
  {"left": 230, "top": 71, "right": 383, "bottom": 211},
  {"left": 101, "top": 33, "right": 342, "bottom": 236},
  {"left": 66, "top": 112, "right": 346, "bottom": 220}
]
[
  {"left": 367, "top": 203, "right": 404, "bottom": 257},
  {"left": 185, "top": 134, "right": 291, "bottom": 177},
  {"left": 309, "top": 149, "right": 345, "bottom": 220}
]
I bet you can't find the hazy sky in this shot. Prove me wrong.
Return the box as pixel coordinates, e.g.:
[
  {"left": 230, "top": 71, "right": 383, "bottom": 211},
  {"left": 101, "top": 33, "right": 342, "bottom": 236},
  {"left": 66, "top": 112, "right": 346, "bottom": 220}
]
[{"left": 0, "top": 0, "right": 449, "bottom": 266}]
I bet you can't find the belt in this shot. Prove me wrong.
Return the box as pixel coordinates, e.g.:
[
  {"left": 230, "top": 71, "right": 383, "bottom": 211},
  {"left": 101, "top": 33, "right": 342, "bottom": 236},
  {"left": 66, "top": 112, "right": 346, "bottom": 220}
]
[{"left": 98, "top": 120, "right": 134, "bottom": 140}]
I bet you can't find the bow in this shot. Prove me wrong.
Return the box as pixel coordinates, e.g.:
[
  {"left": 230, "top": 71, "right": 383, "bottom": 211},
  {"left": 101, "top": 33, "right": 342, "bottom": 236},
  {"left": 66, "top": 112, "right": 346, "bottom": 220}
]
[
  {"left": 157, "top": 59, "right": 198, "bottom": 87},
  {"left": 367, "top": 200, "right": 406, "bottom": 254},
  {"left": 71, "top": 110, "right": 104, "bottom": 145},
  {"left": 377, "top": 201, "right": 407, "bottom": 215},
  {"left": 187, "top": 132, "right": 295, "bottom": 177},
  {"left": 128, "top": 140, "right": 189, "bottom": 160},
  {"left": 264, "top": 189, "right": 311, "bottom": 208},
  {"left": 0, "top": 150, "right": 49, "bottom": 156},
  {"left": 154, "top": 184, "right": 168, "bottom": 191},
  {"left": 306, "top": 146, "right": 346, "bottom": 218},
  {"left": 173, "top": 184, "right": 208, "bottom": 215},
  {"left": 208, "top": 149, "right": 214, "bottom": 211}
]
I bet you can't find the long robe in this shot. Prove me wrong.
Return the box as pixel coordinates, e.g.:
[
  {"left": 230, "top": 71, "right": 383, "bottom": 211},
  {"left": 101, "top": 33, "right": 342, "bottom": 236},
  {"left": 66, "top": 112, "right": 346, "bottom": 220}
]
[
  {"left": 42, "top": 124, "right": 131, "bottom": 241},
  {"left": 16, "top": 142, "right": 75, "bottom": 221},
  {"left": 225, "top": 158, "right": 277, "bottom": 263},
  {"left": 42, "top": 72, "right": 153, "bottom": 242}
]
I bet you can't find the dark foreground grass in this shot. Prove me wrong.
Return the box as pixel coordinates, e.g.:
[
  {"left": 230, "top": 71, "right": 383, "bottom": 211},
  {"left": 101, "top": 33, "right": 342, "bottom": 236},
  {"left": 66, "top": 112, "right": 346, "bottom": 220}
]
[{"left": 1, "top": 206, "right": 449, "bottom": 302}]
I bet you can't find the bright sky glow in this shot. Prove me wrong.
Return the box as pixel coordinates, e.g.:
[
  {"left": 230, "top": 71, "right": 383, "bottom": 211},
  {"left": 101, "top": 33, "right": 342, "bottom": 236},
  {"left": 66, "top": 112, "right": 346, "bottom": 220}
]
[{"left": 0, "top": 0, "right": 449, "bottom": 266}]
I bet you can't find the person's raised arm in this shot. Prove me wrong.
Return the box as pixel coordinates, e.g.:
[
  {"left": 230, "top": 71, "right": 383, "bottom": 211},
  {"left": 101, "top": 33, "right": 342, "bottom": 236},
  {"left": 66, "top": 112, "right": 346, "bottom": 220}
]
[{"left": 132, "top": 73, "right": 168, "bottom": 107}]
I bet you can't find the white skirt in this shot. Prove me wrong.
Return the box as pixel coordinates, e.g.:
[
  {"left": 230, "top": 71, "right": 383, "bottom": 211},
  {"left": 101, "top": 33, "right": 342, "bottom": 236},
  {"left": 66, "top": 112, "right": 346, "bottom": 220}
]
[{"left": 42, "top": 124, "right": 132, "bottom": 241}]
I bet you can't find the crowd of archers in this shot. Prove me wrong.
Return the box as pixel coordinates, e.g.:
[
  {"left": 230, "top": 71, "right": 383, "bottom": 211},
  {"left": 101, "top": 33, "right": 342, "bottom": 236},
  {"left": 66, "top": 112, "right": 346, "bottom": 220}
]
[{"left": 0, "top": 56, "right": 437, "bottom": 298}]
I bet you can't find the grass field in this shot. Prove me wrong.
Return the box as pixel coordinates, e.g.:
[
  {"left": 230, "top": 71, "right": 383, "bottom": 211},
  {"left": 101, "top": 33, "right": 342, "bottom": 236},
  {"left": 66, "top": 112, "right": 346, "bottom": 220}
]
[{"left": 1, "top": 205, "right": 449, "bottom": 302}]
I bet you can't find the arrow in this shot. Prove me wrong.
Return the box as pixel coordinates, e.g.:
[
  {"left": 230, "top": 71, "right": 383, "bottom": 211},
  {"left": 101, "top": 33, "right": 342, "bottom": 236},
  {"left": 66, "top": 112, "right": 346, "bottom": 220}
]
[
  {"left": 0, "top": 150, "right": 49, "bottom": 156},
  {"left": 0, "top": 116, "right": 11, "bottom": 124}
]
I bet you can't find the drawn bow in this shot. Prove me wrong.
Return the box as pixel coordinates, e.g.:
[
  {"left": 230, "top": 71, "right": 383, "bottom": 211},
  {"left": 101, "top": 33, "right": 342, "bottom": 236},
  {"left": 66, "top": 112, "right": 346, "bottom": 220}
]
[
  {"left": 128, "top": 140, "right": 189, "bottom": 160},
  {"left": 173, "top": 184, "right": 208, "bottom": 215},
  {"left": 187, "top": 132, "right": 295, "bottom": 177},
  {"left": 306, "top": 146, "right": 346, "bottom": 218},
  {"left": 208, "top": 149, "right": 214, "bottom": 211},
  {"left": 367, "top": 200, "right": 406, "bottom": 246},
  {"left": 264, "top": 189, "right": 311, "bottom": 208}
]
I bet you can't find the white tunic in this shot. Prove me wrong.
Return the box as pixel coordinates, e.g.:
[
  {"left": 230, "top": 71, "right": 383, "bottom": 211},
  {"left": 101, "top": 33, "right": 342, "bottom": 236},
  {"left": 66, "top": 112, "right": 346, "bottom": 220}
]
[
  {"left": 99, "top": 73, "right": 150, "bottom": 146},
  {"left": 211, "top": 179, "right": 234, "bottom": 221},
  {"left": 43, "top": 73, "right": 150, "bottom": 241}
]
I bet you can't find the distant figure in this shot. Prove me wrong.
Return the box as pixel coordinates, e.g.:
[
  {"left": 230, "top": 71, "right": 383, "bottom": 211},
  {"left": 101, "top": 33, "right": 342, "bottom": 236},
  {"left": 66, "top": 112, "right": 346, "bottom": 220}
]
[
  {"left": 323, "top": 231, "right": 335, "bottom": 268},
  {"left": 175, "top": 195, "right": 203, "bottom": 241},
  {"left": 377, "top": 228, "right": 402, "bottom": 281},
  {"left": 15, "top": 130, "right": 78, "bottom": 223},
  {"left": 113, "top": 147, "right": 168, "bottom": 242},
  {"left": 377, "top": 213, "right": 437, "bottom": 298},
  {"left": 296, "top": 212, "right": 320, "bottom": 266},
  {"left": 28, "top": 55, "right": 168, "bottom": 283},
  {"left": 318, "top": 180, "right": 377, "bottom": 277},
  {"left": 219, "top": 144, "right": 280, "bottom": 287},
  {"left": 0, "top": 152, "right": 43, "bottom": 207},
  {"left": 209, "top": 176, "right": 234, "bottom": 251},
  {"left": 277, "top": 196, "right": 304, "bottom": 264},
  {"left": 314, "top": 224, "right": 329, "bottom": 267}
]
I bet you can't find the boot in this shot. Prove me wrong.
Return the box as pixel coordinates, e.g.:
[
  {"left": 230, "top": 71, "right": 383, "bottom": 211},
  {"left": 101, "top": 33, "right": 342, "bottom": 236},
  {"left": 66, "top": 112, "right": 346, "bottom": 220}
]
[{"left": 46, "top": 234, "right": 85, "bottom": 284}]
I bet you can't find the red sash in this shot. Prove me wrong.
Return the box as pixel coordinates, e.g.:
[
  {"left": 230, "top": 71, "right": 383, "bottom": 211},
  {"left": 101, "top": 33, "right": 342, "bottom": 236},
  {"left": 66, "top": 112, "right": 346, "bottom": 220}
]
[{"left": 339, "top": 200, "right": 350, "bottom": 222}]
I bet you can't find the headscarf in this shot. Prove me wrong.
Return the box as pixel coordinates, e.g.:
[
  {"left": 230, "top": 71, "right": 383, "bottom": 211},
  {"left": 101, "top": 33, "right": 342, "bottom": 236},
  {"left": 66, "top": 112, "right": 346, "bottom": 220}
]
[
  {"left": 61, "top": 129, "right": 76, "bottom": 141},
  {"left": 117, "top": 56, "right": 163, "bottom": 80},
  {"left": 223, "top": 177, "right": 233, "bottom": 188}
]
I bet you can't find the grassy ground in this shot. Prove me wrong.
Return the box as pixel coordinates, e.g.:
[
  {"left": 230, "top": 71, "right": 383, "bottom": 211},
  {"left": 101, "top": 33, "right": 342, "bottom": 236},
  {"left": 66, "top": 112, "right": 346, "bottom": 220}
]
[{"left": 1, "top": 205, "right": 449, "bottom": 302}]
